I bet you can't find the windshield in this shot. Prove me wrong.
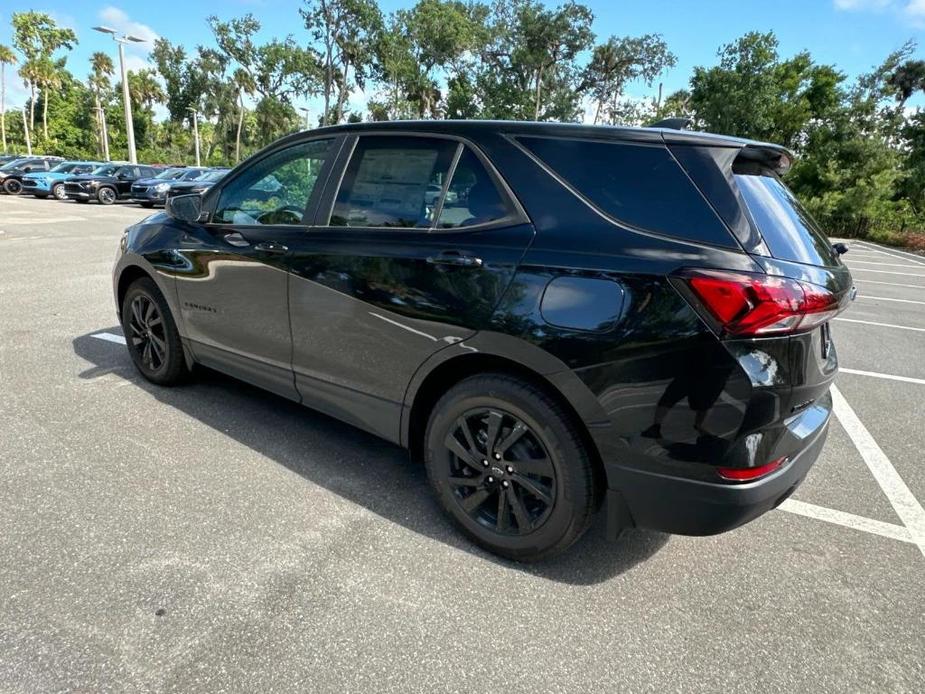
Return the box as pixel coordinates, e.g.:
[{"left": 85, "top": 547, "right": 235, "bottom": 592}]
[
  {"left": 198, "top": 170, "right": 228, "bottom": 182},
  {"left": 0, "top": 158, "right": 28, "bottom": 171},
  {"left": 735, "top": 171, "right": 840, "bottom": 267},
  {"left": 91, "top": 165, "right": 120, "bottom": 176},
  {"left": 50, "top": 162, "right": 79, "bottom": 173},
  {"left": 154, "top": 168, "right": 186, "bottom": 180}
]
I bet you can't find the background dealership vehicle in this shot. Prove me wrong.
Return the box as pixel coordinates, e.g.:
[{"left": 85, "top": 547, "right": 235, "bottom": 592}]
[
  {"left": 113, "top": 121, "right": 854, "bottom": 561},
  {"left": 163, "top": 168, "right": 231, "bottom": 199},
  {"left": 64, "top": 164, "right": 162, "bottom": 204},
  {"left": 0, "top": 156, "right": 65, "bottom": 194},
  {"left": 131, "top": 167, "right": 210, "bottom": 207},
  {"left": 22, "top": 161, "right": 104, "bottom": 199}
]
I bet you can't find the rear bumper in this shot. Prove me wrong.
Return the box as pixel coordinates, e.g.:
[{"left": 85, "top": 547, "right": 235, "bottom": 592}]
[{"left": 606, "top": 402, "right": 830, "bottom": 536}]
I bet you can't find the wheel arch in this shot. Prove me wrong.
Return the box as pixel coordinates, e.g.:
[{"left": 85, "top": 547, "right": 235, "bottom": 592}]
[{"left": 403, "top": 338, "right": 612, "bottom": 504}]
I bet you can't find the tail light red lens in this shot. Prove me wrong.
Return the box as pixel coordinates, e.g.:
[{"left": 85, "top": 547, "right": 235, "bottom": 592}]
[
  {"left": 718, "top": 457, "right": 786, "bottom": 482},
  {"left": 681, "top": 269, "right": 841, "bottom": 337}
]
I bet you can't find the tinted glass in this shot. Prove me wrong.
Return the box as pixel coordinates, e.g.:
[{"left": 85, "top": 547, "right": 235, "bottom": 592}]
[
  {"left": 214, "top": 139, "right": 332, "bottom": 225},
  {"left": 50, "top": 163, "right": 78, "bottom": 173},
  {"left": 519, "top": 137, "right": 736, "bottom": 248},
  {"left": 92, "top": 165, "right": 119, "bottom": 176},
  {"left": 735, "top": 172, "right": 839, "bottom": 267},
  {"left": 436, "top": 148, "right": 512, "bottom": 229},
  {"left": 0, "top": 158, "right": 28, "bottom": 170},
  {"left": 200, "top": 170, "right": 228, "bottom": 182},
  {"left": 154, "top": 168, "right": 185, "bottom": 180},
  {"left": 331, "top": 136, "right": 456, "bottom": 228}
]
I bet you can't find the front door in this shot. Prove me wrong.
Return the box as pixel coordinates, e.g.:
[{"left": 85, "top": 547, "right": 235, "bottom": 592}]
[
  {"left": 174, "top": 137, "right": 339, "bottom": 399},
  {"left": 285, "top": 135, "right": 534, "bottom": 442}
]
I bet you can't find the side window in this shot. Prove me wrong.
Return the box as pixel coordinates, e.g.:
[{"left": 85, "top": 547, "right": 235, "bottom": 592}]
[
  {"left": 214, "top": 138, "right": 333, "bottom": 226},
  {"left": 436, "top": 147, "right": 513, "bottom": 229},
  {"left": 518, "top": 136, "right": 736, "bottom": 248},
  {"left": 330, "top": 136, "right": 457, "bottom": 228}
]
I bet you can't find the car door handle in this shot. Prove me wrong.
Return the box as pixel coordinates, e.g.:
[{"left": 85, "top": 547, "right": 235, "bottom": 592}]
[
  {"left": 253, "top": 241, "right": 289, "bottom": 254},
  {"left": 426, "top": 250, "right": 483, "bottom": 268}
]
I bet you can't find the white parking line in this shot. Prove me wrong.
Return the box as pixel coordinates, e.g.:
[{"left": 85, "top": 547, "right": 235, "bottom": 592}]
[
  {"left": 848, "top": 260, "right": 925, "bottom": 268},
  {"left": 834, "top": 317, "right": 925, "bottom": 332},
  {"left": 832, "top": 385, "right": 925, "bottom": 558},
  {"left": 853, "top": 279, "right": 925, "bottom": 290},
  {"left": 856, "top": 295, "right": 925, "bottom": 306},
  {"left": 840, "top": 368, "right": 925, "bottom": 386},
  {"left": 853, "top": 243, "right": 925, "bottom": 267},
  {"left": 777, "top": 499, "right": 914, "bottom": 544},
  {"left": 91, "top": 332, "right": 126, "bottom": 345},
  {"left": 848, "top": 268, "right": 925, "bottom": 277}
]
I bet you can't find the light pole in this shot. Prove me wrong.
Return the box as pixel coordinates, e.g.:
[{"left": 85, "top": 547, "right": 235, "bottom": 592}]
[
  {"left": 93, "top": 26, "right": 145, "bottom": 164},
  {"left": 298, "top": 106, "right": 311, "bottom": 131},
  {"left": 187, "top": 107, "right": 201, "bottom": 166}
]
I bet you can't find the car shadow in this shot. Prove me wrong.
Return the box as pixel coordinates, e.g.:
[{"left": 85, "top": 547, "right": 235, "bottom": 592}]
[{"left": 73, "top": 329, "right": 669, "bottom": 585}]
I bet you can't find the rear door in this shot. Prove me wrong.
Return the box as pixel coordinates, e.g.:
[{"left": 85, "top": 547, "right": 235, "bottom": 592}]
[{"left": 283, "top": 133, "right": 534, "bottom": 442}]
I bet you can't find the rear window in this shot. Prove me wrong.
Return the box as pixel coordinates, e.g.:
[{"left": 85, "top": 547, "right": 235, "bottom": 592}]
[
  {"left": 518, "top": 136, "right": 736, "bottom": 248},
  {"left": 734, "top": 171, "right": 838, "bottom": 266}
]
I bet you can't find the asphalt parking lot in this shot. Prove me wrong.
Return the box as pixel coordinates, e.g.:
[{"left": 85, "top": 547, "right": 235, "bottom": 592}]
[{"left": 1, "top": 194, "right": 923, "bottom": 693}]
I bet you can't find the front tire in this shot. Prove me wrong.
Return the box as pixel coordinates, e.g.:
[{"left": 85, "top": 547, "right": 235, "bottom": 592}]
[
  {"left": 121, "top": 277, "right": 189, "bottom": 386},
  {"left": 424, "top": 374, "right": 597, "bottom": 561},
  {"left": 3, "top": 178, "right": 22, "bottom": 194},
  {"left": 97, "top": 186, "right": 117, "bottom": 205},
  {"left": 51, "top": 183, "right": 67, "bottom": 200}
]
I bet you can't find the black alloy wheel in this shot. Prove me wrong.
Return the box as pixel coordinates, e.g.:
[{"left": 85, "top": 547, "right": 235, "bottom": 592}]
[
  {"left": 3, "top": 178, "right": 22, "bottom": 194},
  {"left": 425, "top": 374, "right": 596, "bottom": 561},
  {"left": 444, "top": 408, "right": 556, "bottom": 535},
  {"left": 121, "top": 277, "right": 189, "bottom": 385},
  {"left": 97, "top": 186, "right": 117, "bottom": 205}
]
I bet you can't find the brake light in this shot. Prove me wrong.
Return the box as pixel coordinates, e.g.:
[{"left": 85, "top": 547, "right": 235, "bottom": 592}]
[
  {"left": 681, "top": 269, "right": 840, "bottom": 337},
  {"left": 718, "top": 457, "right": 786, "bottom": 482}
]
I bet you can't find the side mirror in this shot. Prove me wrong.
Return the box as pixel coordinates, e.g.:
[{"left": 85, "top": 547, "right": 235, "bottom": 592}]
[
  {"left": 832, "top": 242, "right": 849, "bottom": 256},
  {"left": 166, "top": 193, "right": 203, "bottom": 223},
  {"left": 22, "top": 166, "right": 32, "bottom": 173}
]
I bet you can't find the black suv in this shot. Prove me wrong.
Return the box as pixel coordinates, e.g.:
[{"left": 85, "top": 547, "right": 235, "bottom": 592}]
[
  {"left": 112, "top": 121, "right": 854, "bottom": 561},
  {"left": 131, "top": 167, "right": 210, "bottom": 207},
  {"left": 0, "top": 156, "right": 64, "bottom": 194},
  {"left": 64, "top": 164, "right": 162, "bottom": 204},
  {"left": 164, "top": 168, "right": 231, "bottom": 199}
]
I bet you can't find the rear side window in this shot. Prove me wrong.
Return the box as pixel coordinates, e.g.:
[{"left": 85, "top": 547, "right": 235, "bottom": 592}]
[
  {"left": 734, "top": 171, "right": 838, "bottom": 267},
  {"left": 518, "top": 136, "right": 736, "bottom": 248},
  {"left": 331, "top": 136, "right": 457, "bottom": 228},
  {"left": 436, "top": 147, "right": 513, "bottom": 229}
]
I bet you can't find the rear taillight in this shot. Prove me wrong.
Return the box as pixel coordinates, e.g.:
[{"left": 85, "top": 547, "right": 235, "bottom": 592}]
[
  {"left": 680, "top": 269, "right": 840, "bottom": 337},
  {"left": 718, "top": 457, "right": 787, "bottom": 482}
]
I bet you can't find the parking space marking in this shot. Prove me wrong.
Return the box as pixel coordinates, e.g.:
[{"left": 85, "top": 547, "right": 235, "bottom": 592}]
[
  {"left": 777, "top": 499, "right": 914, "bottom": 544},
  {"left": 91, "top": 332, "right": 127, "bottom": 345},
  {"left": 853, "top": 242, "right": 925, "bottom": 266},
  {"left": 853, "top": 279, "right": 925, "bottom": 290},
  {"left": 855, "top": 295, "right": 925, "bottom": 305},
  {"left": 832, "top": 385, "right": 925, "bottom": 558},
  {"left": 847, "top": 268, "right": 925, "bottom": 277},
  {"left": 840, "top": 368, "right": 925, "bottom": 386},
  {"left": 847, "top": 260, "right": 925, "bottom": 268},
  {"left": 834, "top": 317, "right": 925, "bottom": 332}
]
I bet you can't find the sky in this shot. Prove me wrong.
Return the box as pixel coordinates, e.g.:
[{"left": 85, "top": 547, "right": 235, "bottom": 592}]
[{"left": 0, "top": 0, "right": 922, "bottom": 115}]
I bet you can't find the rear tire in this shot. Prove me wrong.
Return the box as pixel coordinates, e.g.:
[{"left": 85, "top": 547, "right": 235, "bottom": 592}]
[
  {"left": 424, "top": 373, "right": 596, "bottom": 561},
  {"left": 121, "top": 277, "right": 189, "bottom": 386},
  {"left": 3, "top": 178, "right": 22, "bottom": 194},
  {"left": 51, "top": 183, "right": 67, "bottom": 200}
]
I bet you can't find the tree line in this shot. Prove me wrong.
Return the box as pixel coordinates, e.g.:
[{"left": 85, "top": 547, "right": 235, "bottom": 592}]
[{"left": 1, "top": 1, "right": 924, "bottom": 246}]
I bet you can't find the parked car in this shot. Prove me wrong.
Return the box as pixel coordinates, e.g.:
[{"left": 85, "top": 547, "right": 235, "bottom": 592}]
[
  {"left": 63, "top": 164, "right": 162, "bottom": 204},
  {"left": 0, "top": 154, "right": 24, "bottom": 166},
  {"left": 113, "top": 120, "right": 855, "bottom": 561},
  {"left": 164, "top": 168, "right": 231, "bottom": 198},
  {"left": 130, "top": 167, "right": 210, "bottom": 207},
  {"left": 0, "top": 156, "right": 65, "bottom": 194},
  {"left": 22, "top": 161, "right": 105, "bottom": 199}
]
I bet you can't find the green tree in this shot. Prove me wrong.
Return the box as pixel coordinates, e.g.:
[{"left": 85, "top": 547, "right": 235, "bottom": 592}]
[
  {"left": 88, "top": 51, "right": 114, "bottom": 159},
  {"left": 0, "top": 44, "right": 15, "bottom": 152}
]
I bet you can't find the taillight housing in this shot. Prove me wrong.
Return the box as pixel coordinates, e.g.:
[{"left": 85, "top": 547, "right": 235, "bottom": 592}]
[{"left": 678, "top": 269, "right": 841, "bottom": 337}]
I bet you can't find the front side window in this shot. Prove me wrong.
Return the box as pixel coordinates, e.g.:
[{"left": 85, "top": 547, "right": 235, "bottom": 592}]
[
  {"left": 92, "top": 165, "right": 119, "bottom": 176},
  {"left": 436, "top": 148, "right": 513, "bottom": 229},
  {"left": 330, "top": 136, "right": 457, "bottom": 228},
  {"left": 214, "top": 139, "right": 332, "bottom": 226}
]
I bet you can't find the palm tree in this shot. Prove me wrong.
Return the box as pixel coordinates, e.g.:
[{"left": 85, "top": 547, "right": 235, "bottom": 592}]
[
  {"left": 89, "top": 52, "right": 114, "bottom": 159},
  {"left": 0, "top": 44, "right": 15, "bottom": 153},
  {"left": 18, "top": 59, "right": 40, "bottom": 138},
  {"left": 36, "top": 58, "right": 63, "bottom": 141}
]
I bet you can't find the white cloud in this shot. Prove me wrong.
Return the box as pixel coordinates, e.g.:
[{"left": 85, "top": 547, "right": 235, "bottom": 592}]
[
  {"left": 97, "top": 6, "right": 159, "bottom": 44},
  {"left": 834, "top": 0, "right": 925, "bottom": 25},
  {"left": 833, "top": 0, "right": 892, "bottom": 9}
]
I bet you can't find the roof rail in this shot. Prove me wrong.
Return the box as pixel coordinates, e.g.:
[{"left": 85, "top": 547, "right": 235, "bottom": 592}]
[{"left": 648, "top": 117, "right": 692, "bottom": 131}]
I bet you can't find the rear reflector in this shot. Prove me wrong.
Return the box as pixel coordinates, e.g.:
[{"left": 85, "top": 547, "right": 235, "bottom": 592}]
[
  {"left": 680, "top": 269, "right": 840, "bottom": 337},
  {"left": 717, "top": 457, "right": 786, "bottom": 482}
]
